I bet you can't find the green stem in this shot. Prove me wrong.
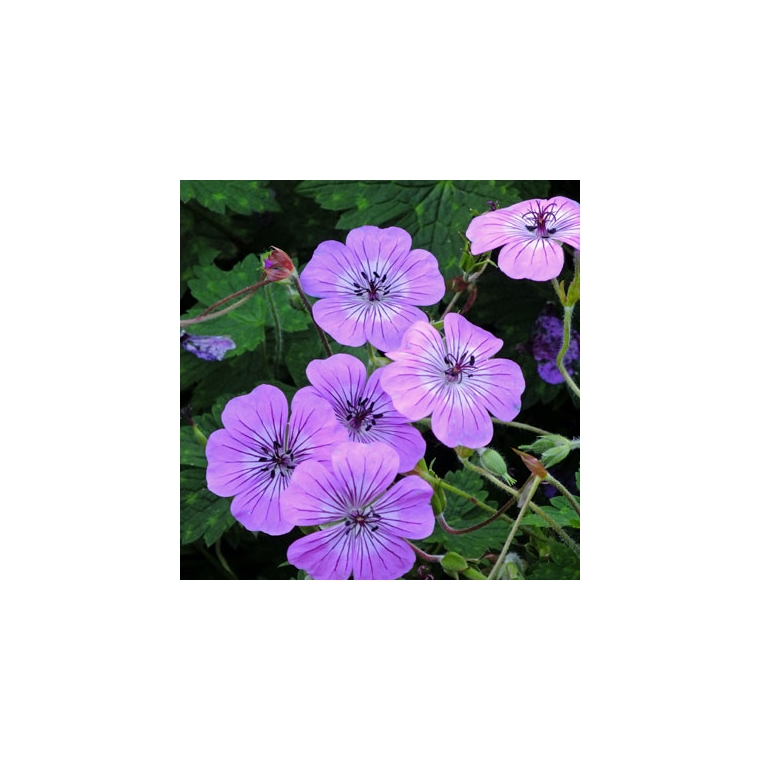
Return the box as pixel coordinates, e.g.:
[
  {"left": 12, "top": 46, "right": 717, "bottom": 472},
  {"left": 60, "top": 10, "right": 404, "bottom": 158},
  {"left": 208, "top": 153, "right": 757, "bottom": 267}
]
[
  {"left": 435, "top": 478, "right": 513, "bottom": 526},
  {"left": 440, "top": 291, "right": 462, "bottom": 319},
  {"left": 544, "top": 473, "right": 580, "bottom": 515},
  {"left": 488, "top": 475, "right": 541, "bottom": 579},
  {"left": 551, "top": 277, "right": 565, "bottom": 304},
  {"left": 490, "top": 418, "right": 554, "bottom": 437},
  {"left": 292, "top": 274, "right": 332, "bottom": 357},
  {"left": 433, "top": 475, "right": 546, "bottom": 542},
  {"left": 557, "top": 304, "right": 581, "bottom": 398},
  {"left": 264, "top": 282, "right": 283, "bottom": 369},
  {"left": 458, "top": 457, "right": 579, "bottom": 557},
  {"left": 527, "top": 503, "right": 580, "bottom": 558}
]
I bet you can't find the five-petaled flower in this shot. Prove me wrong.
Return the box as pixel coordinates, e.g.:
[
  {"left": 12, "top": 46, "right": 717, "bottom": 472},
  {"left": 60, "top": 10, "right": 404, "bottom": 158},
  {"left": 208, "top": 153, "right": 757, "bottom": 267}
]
[
  {"left": 282, "top": 441, "right": 435, "bottom": 580},
  {"left": 380, "top": 313, "right": 525, "bottom": 449},
  {"left": 180, "top": 330, "right": 236, "bottom": 361},
  {"left": 304, "top": 353, "right": 426, "bottom": 473},
  {"left": 299, "top": 225, "right": 446, "bottom": 352},
  {"left": 466, "top": 196, "right": 580, "bottom": 281},
  {"left": 205, "top": 384, "right": 348, "bottom": 535}
]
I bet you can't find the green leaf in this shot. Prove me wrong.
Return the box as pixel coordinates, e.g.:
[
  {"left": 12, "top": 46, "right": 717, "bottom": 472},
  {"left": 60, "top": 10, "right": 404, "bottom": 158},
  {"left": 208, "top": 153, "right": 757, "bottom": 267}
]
[
  {"left": 421, "top": 468, "right": 509, "bottom": 557},
  {"left": 180, "top": 180, "right": 281, "bottom": 215},
  {"left": 522, "top": 496, "right": 580, "bottom": 529},
  {"left": 184, "top": 255, "right": 268, "bottom": 352},
  {"left": 296, "top": 180, "right": 548, "bottom": 280},
  {"left": 524, "top": 537, "right": 580, "bottom": 580},
  {"left": 180, "top": 467, "right": 236, "bottom": 547}
]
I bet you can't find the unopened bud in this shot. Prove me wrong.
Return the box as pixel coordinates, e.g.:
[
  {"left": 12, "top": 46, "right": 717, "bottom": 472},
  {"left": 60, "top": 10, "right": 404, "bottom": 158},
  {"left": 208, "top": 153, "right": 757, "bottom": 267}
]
[
  {"left": 477, "top": 447, "right": 516, "bottom": 485},
  {"left": 263, "top": 246, "right": 295, "bottom": 282},
  {"left": 511, "top": 448, "right": 548, "bottom": 479},
  {"left": 430, "top": 483, "right": 447, "bottom": 516},
  {"left": 520, "top": 435, "right": 573, "bottom": 468},
  {"left": 192, "top": 424, "right": 208, "bottom": 447},
  {"left": 478, "top": 448, "right": 508, "bottom": 478},
  {"left": 441, "top": 551, "right": 469, "bottom": 574}
]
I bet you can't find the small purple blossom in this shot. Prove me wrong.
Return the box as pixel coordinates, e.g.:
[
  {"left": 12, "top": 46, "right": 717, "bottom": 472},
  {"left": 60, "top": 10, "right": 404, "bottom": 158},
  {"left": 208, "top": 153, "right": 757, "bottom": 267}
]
[
  {"left": 466, "top": 196, "right": 580, "bottom": 282},
  {"left": 299, "top": 225, "right": 446, "bottom": 352},
  {"left": 205, "top": 384, "right": 348, "bottom": 535},
  {"left": 530, "top": 310, "right": 580, "bottom": 384},
  {"left": 380, "top": 313, "right": 525, "bottom": 449},
  {"left": 180, "top": 330, "right": 236, "bottom": 361},
  {"left": 282, "top": 442, "right": 435, "bottom": 580},
  {"left": 304, "top": 353, "right": 426, "bottom": 473}
]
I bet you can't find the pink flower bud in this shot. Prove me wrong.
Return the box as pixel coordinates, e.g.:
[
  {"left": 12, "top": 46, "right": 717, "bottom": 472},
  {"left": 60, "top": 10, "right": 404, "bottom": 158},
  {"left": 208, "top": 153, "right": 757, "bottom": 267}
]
[{"left": 263, "top": 246, "right": 295, "bottom": 282}]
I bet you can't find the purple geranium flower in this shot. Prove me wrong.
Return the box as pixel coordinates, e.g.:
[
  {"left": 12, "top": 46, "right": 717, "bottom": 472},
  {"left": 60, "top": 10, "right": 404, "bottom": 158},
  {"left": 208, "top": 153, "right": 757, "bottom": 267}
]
[
  {"left": 299, "top": 225, "right": 446, "bottom": 352},
  {"left": 180, "top": 330, "right": 236, "bottom": 361},
  {"left": 205, "top": 384, "right": 348, "bottom": 535},
  {"left": 466, "top": 196, "right": 580, "bottom": 281},
  {"left": 282, "top": 441, "right": 435, "bottom": 580},
  {"left": 530, "top": 309, "right": 580, "bottom": 384},
  {"left": 380, "top": 313, "right": 525, "bottom": 449},
  {"left": 304, "top": 353, "right": 426, "bottom": 473}
]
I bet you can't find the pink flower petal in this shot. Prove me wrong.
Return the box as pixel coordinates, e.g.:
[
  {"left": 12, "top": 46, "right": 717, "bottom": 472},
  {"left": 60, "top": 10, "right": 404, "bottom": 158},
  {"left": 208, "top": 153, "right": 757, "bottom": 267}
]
[{"left": 287, "top": 527, "right": 353, "bottom": 580}]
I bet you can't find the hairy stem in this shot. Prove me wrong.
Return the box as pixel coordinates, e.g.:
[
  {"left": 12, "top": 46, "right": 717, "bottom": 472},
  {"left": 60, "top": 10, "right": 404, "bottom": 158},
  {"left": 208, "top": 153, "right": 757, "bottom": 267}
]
[
  {"left": 180, "top": 276, "right": 269, "bottom": 327},
  {"left": 407, "top": 541, "right": 444, "bottom": 563},
  {"left": 557, "top": 304, "right": 581, "bottom": 398},
  {"left": 436, "top": 490, "right": 517, "bottom": 534},
  {"left": 490, "top": 418, "right": 554, "bottom": 437},
  {"left": 264, "top": 282, "right": 283, "bottom": 369},
  {"left": 291, "top": 275, "right": 332, "bottom": 357},
  {"left": 488, "top": 475, "right": 541, "bottom": 579},
  {"left": 544, "top": 473, "right": 580, "bottom": 515},
  {"left": 458, "top": 457, "right": 579, "bottom": 557}
]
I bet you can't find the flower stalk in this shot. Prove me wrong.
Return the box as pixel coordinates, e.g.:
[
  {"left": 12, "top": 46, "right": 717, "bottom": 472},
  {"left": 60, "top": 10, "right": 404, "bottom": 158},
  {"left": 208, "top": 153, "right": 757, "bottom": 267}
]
[
  {"left": 458, "top": 455, "right": 579, "bottom": 558},
  {"left": 291, "top": 274, "right": 333, "bottom": 357},
  {"left": 488, "top": 474, "right": 542, "bottom": 579},
  {"left": 180, "top": 276, "right": 267, "bottom": 327},
  {"left": 552, "top": 255, "right": 580, "bottom": 397}
]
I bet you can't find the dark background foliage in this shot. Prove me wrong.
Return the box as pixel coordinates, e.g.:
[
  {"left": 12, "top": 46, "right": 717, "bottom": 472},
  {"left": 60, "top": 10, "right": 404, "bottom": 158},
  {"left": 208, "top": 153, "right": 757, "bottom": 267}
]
[{"left": 180, "top": 180, "right": 580, "bottom": 580}]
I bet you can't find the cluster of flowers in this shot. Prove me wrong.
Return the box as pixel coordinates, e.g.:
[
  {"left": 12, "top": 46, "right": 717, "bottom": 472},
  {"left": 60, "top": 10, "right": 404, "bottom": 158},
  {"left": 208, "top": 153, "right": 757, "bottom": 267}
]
[{"left": 204, "top": 197, "right": 580, "bottom": 580}]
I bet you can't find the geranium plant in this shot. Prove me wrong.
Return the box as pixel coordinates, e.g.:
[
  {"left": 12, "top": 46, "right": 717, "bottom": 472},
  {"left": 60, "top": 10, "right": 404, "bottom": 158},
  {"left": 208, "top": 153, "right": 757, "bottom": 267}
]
[{"left": 180, "top": 180, "right": 580, "bottom": 580}]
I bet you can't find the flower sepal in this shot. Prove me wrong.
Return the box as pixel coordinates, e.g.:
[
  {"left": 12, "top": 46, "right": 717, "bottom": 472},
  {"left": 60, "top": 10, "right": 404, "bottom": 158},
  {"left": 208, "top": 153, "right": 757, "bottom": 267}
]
[
  {"left": 477, "top": 448, "right": 516, "bottom": 485},
  {"left": 192, "top": 424, "right": 208, "bottom": 448},
  {"left": 411, "top": 460, "right": 447, "bottom": 515},
  {"left": 441, "top": 551, "right": 469, "bottom": 576},
  {"left": 566, "top": 265, "right": 580, "bottom": 306}
]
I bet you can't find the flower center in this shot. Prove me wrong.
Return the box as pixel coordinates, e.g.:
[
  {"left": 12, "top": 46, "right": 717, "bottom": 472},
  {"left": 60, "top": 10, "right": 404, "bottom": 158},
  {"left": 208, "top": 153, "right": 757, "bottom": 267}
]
[
  {"left": 351, "top": 270, "right": 391, "bottom": 303},
  {"left": 522, "top": 202, "right": 558, "bottom": 238},
  {"left": 443, "top": 351, "right": 476, "bottom": 384},
  {"left": 344, "top": 507, "right": 381, "bottom": 535},
  {"left": 344, "top": 396, "right": 384, "bottom": 434},
  {"left": 256, "top": 439, "right": 297, "bottom": 480}
]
